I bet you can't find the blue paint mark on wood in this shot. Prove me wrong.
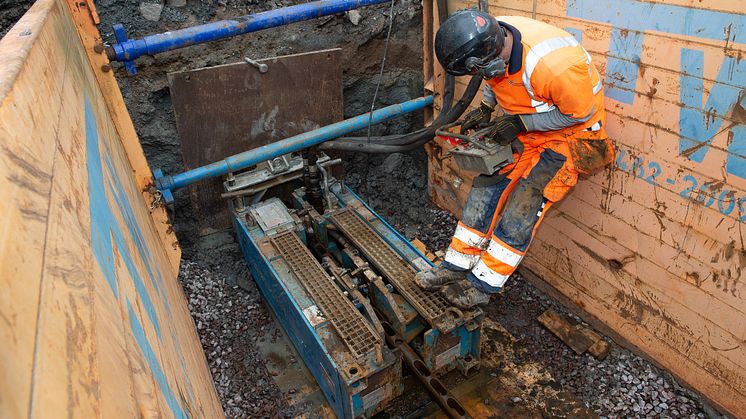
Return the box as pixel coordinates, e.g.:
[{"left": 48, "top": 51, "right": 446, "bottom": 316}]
[
  {"left": 727, "top": 125, "right": 746, "bottom": 179},
  {"left": 85, "top": 94, "right": 188, "bottom": 417},
  {"left": 605, "top": 28, "right": 645, "bottom": 104},
  {"left": 86, "top": 96, "right": 162, "bottom": 339},
  {"left": 566, "top": 0, "right": 746, "bottom": 180},
  {"left": 567, "top": 0, "right": 745, "bottom": 41},
  {"left": 127, "top": 300, "right": 187, "bottom": 419},
  {"left": 564, "top": 26, "right": 582, "bottom": 43},
  {"left": 679, "top": 48, "right": 746, "bottom": 177}
]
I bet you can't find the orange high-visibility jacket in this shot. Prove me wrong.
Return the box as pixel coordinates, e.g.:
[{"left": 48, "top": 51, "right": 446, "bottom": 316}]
[{"left": 487, "top": 16, "right": 605, "bottom": 140}]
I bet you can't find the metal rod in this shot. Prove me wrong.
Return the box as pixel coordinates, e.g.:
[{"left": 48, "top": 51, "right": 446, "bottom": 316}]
[
  {"left": 381, "top": 323, "right": 470, "bottom": 419},
  {"left": 154, "top": 96, "right": 433, "bottom": 196},
  {"left": 107, "top": 0, "right": 390, "bottom": 74}
]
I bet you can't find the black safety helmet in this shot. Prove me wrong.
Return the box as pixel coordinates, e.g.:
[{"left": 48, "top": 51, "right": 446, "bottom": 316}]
[{"left": 435, "top": 10, "right": 504, "bottom": 76}]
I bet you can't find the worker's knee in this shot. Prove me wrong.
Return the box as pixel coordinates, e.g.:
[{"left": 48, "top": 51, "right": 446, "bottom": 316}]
[
  {"left": 494, "top": 183, "right": 544, "bottom": 250},
  {"left": 461, "top": 180, "right": 505, "bottom": 233}
]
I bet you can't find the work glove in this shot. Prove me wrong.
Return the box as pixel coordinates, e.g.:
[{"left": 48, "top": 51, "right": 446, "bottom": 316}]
[
  {"left": 485, "top": 114, "right": 527, "bottom": 145},
  {"left": 460, "top": 101, "right": 494, "bottom": 134}
]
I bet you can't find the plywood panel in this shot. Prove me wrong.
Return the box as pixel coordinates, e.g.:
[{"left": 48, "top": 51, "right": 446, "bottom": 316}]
[
  {"left": 0, "top": 1, "right": 223, "bottom": 417},
  {"left": 425, "top": 0, "right": 746, "bottom": 415},
  {"left": 169, "top": 50, "right": 343, "bottom": 233}
]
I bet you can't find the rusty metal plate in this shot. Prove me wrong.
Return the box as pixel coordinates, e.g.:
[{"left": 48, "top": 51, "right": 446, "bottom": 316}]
[{"left": 168, "top": 49, "right": 343, "bottom": 233}]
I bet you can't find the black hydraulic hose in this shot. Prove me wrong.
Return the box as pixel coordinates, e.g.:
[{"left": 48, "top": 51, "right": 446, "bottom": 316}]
[
  {"left": 320, "top": 74, "right": 481, "bottom": 153},
  {"left": 320, "top": 0, "right": 458, "bottom": 153}
]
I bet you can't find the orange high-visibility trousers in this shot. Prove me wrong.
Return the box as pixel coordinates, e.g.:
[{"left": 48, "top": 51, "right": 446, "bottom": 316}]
[{"left": 443, "top": 130, "right": 612, "bottom": 293}]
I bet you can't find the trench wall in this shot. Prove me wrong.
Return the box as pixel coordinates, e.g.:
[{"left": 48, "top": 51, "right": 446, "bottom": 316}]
[
  {"left": 424, "top": 0, "right": 746, "bottom": 416},
  {"left": 0, "top": 0, "right": 223, "bottom": 417}
]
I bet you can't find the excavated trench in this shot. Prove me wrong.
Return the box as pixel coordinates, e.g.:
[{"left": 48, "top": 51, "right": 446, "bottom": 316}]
[{"left": 2, "top": 1, "right": 715, "bottom": 417}]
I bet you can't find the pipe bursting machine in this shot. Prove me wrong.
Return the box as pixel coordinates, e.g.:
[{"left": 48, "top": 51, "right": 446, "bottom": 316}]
[{"left": 153, "top": 97, "right": 486, "bottom": 417}]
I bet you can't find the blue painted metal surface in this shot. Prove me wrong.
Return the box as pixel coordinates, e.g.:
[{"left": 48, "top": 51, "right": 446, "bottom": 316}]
[
  {"left": 233, "top": 219, "right": 347, "bottom": 417},
  {"left": 154, "top": 96, "right": 433, "bottom": 202},
  {"left": 330, "top": 183, "right": 483, "bottom": 375},
  {"left": 110, "top": 0, "right": 390, "bottom": 74}
]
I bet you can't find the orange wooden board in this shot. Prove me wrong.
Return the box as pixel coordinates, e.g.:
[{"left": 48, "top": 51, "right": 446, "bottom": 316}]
[{"left": 424, "top": 0, "right": 746, "bottom": 415}]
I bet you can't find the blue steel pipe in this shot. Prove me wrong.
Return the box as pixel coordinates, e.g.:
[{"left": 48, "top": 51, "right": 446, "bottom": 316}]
[
  {"left": 109, "top": 0, "right": 390, "bottom": 73},
  {"left": 154, "top": 96, "right": 433, "bottom": 195}
]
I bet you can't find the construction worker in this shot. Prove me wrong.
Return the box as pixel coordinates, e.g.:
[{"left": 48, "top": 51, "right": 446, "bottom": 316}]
[{"left": 415, "top": 10, "right": 613, "bottom": 309}]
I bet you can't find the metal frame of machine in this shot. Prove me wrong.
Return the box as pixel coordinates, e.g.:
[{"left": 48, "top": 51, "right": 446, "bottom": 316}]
[{"left": 229, "top": 151, "right": 483, "bottom": 417}]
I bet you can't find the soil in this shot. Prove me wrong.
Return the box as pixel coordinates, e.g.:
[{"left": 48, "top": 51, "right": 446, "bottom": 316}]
[
  {"left": 0, "top": 0, "right": 34, "bottom": 37},
  {"left": 1, "top": 2, "right": 722, "bottom": 418}
]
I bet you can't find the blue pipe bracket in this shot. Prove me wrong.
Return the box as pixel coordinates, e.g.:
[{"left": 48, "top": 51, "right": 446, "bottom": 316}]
[
  {"left": 153, "top": 96, "right": 434, "bottom": 204},
  {"left": 108, "top": 0, "right": 391, "bottom": 74}
]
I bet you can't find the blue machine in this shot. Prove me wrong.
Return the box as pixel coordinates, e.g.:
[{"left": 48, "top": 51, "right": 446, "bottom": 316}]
[
  {"left": 155, "top": 97, "right": 480, "bottom": 417},
  {"left": 228, "top": 154, "right": 482, "bottom": 417}
]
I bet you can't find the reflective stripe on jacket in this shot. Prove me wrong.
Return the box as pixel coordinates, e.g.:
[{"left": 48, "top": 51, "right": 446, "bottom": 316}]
[{"left": 487, "top": 16, "right": 605, "bottom": 137}]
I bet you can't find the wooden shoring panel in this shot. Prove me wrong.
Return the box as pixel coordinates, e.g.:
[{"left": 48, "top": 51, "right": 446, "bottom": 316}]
[
  {"left": 424, "top": 0, "right": 746, "bottom": 415},
  {"left": 0, "top": 1, "right": 223, "bottom": 417},
  {"left": 168, "top": 49, "right": 343, "bottom": 233}
]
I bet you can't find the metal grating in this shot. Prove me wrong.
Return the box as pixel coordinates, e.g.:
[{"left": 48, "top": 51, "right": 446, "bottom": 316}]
[
  {"left": 330, "top": 209, "right": 449, "bottom": 325},
  {"left": 270, "top": 230, "right": 381, "bottom": 359}
]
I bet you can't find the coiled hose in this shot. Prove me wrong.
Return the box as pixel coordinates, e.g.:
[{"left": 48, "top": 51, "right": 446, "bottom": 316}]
[{"left": 319, "top": 0, "right": 481, "bottom": 154}]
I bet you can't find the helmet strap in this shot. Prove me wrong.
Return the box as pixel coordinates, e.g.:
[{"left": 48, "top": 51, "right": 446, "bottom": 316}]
[{"left": 465, "top": 55, "right": 507, "bottom": 79}]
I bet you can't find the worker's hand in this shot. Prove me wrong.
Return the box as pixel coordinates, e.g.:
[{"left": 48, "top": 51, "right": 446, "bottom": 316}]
[
  {"left": 460, "top": 101, "right": 494, "bottom": 134},
  {"left": 486, "top": 114, "right": 527, "bottom": 145}
]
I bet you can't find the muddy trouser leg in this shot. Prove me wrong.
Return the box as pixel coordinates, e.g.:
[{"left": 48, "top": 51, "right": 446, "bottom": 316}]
[
  {"left": 441, "top": 176, "right": 517, "bottom": 271},
  {"left": 468, "top": 148, "right": 568, "bottom": 293}
]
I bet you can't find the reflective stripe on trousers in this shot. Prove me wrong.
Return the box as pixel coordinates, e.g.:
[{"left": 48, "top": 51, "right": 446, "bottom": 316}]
[
  {"left": 470, "top": 235, "right": 525, "bottom": 288},
  {"left": 444, "top": 222, "right": 488, "bottom": 269},
  {"left": 452, "top": 146, "right": 569, "bottom": 293}
]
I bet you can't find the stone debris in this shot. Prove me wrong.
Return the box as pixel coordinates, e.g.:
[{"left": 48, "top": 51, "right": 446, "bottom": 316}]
[
  {"left": 487, "top": 273, "right": 713, "bottom": 418},
  {"left": 140, "top": 0, "right": 164, "bottom": 22},
  {"left": 347, "top": 9, "right": 362, "bottom": 25},
  {"left": 179, "top": 259, "right": 291, "bottom": 418}
]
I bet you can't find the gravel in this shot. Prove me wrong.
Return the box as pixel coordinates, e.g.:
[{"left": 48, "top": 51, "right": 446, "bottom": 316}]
[
  {"left": 179, "top": 246, "right": 292, "bottom": 417},
  {"left": 486, "top": 273, "right": 716, "bottom": 418},
  {"left": 0, "top": 0, "right": 34, "bottom": 38}
]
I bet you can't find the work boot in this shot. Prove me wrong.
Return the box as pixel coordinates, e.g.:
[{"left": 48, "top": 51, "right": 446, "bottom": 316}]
[
  {"left": 414, "top": 266, "right": 467, "bottom": 291},
  {"left": 439, "top": 279, "right": 491, "bottom": 310}
]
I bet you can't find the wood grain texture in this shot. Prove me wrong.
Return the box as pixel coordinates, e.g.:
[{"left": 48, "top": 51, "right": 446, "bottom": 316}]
[
  {"left": 424, "top": 0, "right": 746, "bottom": 415},
  {"left": 0, "top": 1, "right": 223, "bottom": 417},
  {"left": 169, "top": 50, "right": 343, "bottom": 233}
]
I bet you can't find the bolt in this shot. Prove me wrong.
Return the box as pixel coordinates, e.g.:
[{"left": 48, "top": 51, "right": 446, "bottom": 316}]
[
  {"left": 244, "top": 57, "right": 268, "bottom": 73},
  {"left": 101, "top": 63, "right": 111, "bottom": 72},
  {"left": 93, "top": 43, "right": 104, "bottom": 54}
]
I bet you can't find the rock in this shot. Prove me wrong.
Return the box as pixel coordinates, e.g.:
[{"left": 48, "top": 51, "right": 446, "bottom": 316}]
[
  {"left": 347, "top": 9, "right": 362, "bottom": 25},
  {"left": 139, "top": 1, "right": 164, "bottom": 21},
  {"left": 381, "top": 153, "right": 405, "bottom": 173},
  {"left": 166, "top": 0, "right": 186, "bottom": 6}
]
